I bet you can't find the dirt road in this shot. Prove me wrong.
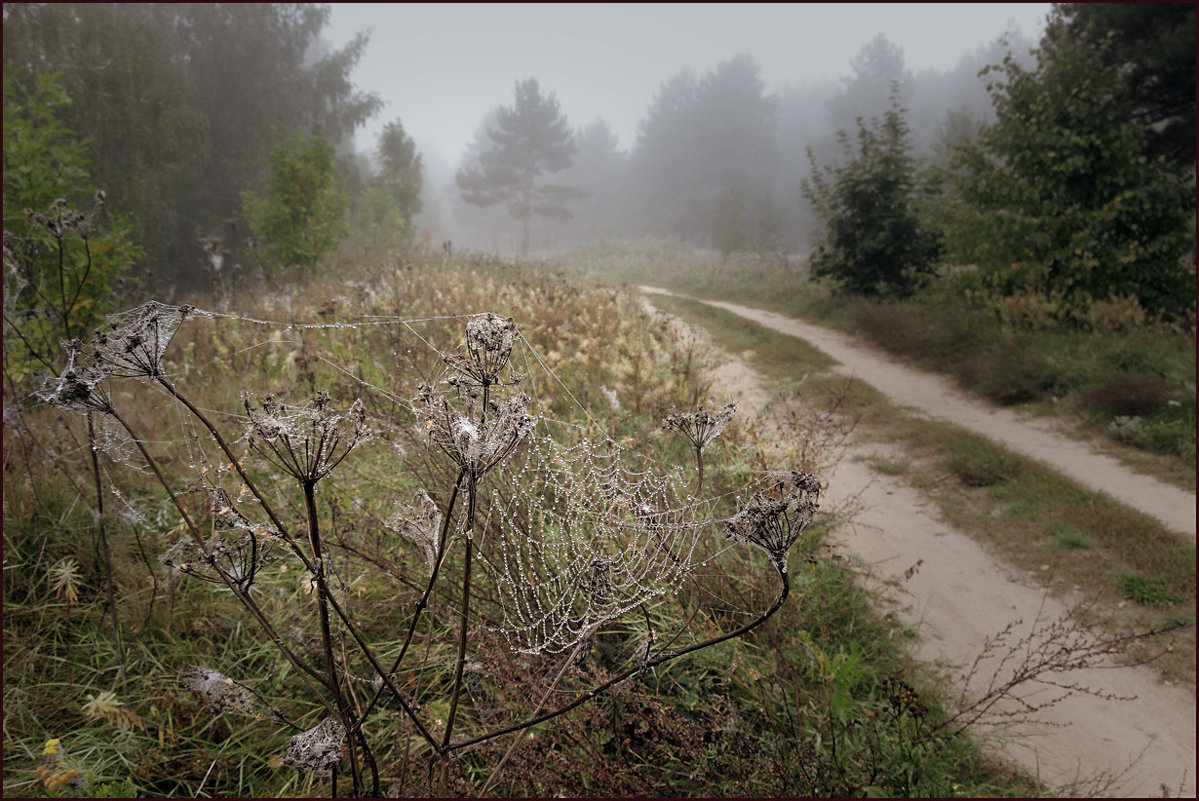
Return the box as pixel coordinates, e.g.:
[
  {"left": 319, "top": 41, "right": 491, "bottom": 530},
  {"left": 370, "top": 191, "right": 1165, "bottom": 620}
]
[
  {"left": 642, "top": 288, "right": 1197, "bottom": 798},
  {"left": 642, "top": 288, "right": 1195, "bottom": 540}
]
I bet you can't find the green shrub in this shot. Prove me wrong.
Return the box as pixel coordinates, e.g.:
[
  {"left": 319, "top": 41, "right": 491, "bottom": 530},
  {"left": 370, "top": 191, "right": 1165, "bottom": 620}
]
[
  {"left": 1116, "top": 572, "right": 1181, "bottom": 607},
  {"left": 1084, "top": 375, "right": 1173, "bottom": 417},
  {"left": 940, "top": 24, "right": 1195, "bottom": 322},
  {"left": 802, "top": 91, "right": 941, "bottom": 299},
  {"left": 967, "top": 342, "right": 1058, "bottom": 405},
  {"left": 241, "top": 126, "right": 349, "bottom": 284}
]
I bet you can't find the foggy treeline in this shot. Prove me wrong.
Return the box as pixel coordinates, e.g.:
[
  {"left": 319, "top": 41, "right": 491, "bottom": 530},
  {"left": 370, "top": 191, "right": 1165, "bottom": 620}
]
[
  {"left": 2, "top": 1, "right": 1043, "bottom": 293},
  {"left": 441, "top": 31, "right": 1037, "bottom": 256},
  {"left": 3, "top": 3, "right": 397, "bottom": 294}
]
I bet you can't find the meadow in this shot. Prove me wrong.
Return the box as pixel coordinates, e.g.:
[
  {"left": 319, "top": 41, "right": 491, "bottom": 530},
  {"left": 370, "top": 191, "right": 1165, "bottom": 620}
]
[{"left": 4, "top": 241, "right": 1191, "bottom": 797}]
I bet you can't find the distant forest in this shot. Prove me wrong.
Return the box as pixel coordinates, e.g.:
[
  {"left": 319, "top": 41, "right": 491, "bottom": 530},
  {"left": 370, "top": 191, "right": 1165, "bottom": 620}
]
[{"left": 3, "top": 3, "right": 1194, "bottom": 313}]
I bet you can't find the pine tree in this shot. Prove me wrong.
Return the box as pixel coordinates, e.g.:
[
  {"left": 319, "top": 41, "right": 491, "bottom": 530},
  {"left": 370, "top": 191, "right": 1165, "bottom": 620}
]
[{"left": 456, "top": 79, "right": 584, "bottom": 255}]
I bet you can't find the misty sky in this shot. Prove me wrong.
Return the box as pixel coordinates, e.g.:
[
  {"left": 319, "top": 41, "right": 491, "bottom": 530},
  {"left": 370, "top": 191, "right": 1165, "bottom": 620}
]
[{"left": 325, "top": 3, "right": 1051, "bottom": 168}]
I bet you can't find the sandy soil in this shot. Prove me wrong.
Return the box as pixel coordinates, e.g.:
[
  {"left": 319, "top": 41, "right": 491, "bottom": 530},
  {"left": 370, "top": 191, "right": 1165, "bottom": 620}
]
[{"left": 642, "top": 289, "right": 1197, "bottom": 798}]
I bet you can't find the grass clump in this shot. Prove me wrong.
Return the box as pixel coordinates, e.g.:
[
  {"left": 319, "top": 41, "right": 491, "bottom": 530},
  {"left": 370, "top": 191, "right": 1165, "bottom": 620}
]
[
  {"left": 944, "top": 438, "right": 1020, "bottom": 487},
  {"left": 1116, "top": 573, "right": 1182, "bottom": 608},
  {"left": 869, "top": 456, "right": 910, "bottom": 476},
  {"left": 1046, "top": 522, "right": 1095, "bottom": 551}
]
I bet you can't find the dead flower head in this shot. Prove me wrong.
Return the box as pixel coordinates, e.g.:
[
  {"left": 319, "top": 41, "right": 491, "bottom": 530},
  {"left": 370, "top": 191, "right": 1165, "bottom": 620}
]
[
  {"left": 158, "top": 488, "right": 279, "bottom": 592},
  {"left": 725, "top": 471, "right": 821, "bottom": 575},
  {"left": 24, "top": 193, "right": 105, "bottom": 242},
  {"left": 283, "top": 717, "right": 346, "bottom": 775},
  {"left": 90, "top": 301, "right": 195, "bottom": 378},
  {"left": 244, "top": 391, "right": 370, "bottom": 484},
  {"left": 661, "top": 401, "right": 738, "bottom": 452},
  {"left": 180, "top": 665, "right": 261, "bottom": 718},
  {"left": 35, "top": 342, "right": 114, "bottom": 414},
  {"left": 383, "top": 488, "right": 442, "bottom": 574},
  {"left": 419, "top": 386, "right": 534, "bottom": 478},
  {"left": 444, "top": 313, "right": 518, "bottom": 386}
]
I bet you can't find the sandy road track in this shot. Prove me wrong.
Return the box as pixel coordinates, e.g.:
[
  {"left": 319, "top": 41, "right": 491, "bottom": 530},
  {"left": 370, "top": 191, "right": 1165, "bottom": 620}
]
[
  {"left": 642, "top": 288, "right": 1195, "bottom": 540},
  {"left": 642, "top": 289, "right": 1196, "bottom": 797}
]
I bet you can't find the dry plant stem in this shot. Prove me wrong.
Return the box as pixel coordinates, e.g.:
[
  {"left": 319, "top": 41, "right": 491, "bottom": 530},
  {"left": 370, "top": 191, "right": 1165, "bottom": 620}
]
[
  {"left": 229, "top": 677, "right": 306, "bottom": 732},
  {"left": 58, "top": 235, "right": 95, "bottom": 340},
  {"left": 55, "top": 236, "right": 71, "bottom": 337},
  {"left": 328, "top": 537, "right": 421, "bottom": 591},
  {"left": 161, "top": 377, "right": 438, "bottom": 751},
  {"left": 2, "top": 312, "right": 57, "bottom": 372},
  {"left": 442, "top": 476, "right": 478, "bottom": 752},
  {"left": 109, "top": 407, "right": 337, "bottom": 712},
  {"left": 340, "top": 641, "right": 383, "bottom": 800},
  {"left": 302, "top": 480, "right": 363, "bottom": 797},
  {"left": 480, "top": 633, "right": 593, "bottom": 795},
  {"left": 357, "top": 468, "right": 466, "bottom": 725},
  {"left": 322, "top": 587, "right": 440, "bottom": 752},
  {"left": 154, "top": 378, "right": 311, "bottom": 570},
  {"left": 930, "top": 611, "right": 1170, "bottom": 741},
  {"left": 87, "top": 411, "right": 126, "bottom": 694},
  {"left": 451, "top": 569, "right": 792, "bottom": 755}
]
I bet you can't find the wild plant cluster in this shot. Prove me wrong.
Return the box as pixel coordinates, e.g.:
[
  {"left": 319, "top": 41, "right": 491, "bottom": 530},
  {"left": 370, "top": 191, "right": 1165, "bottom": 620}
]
[
  {"left": 6, "top": 216, "right": 1178, "bottom": 797},
  {"left": 7, "top": 225, "right": 841, "bottom": 796}
]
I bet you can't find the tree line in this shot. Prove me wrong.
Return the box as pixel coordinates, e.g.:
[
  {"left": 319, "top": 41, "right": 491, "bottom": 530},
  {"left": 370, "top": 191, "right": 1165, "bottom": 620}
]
[
  {"left": 3, "top": 3, "right": 1194, "bottom": 330},
  {"left": 452, "top": 4, "right": 1194, "bottom": 322},
  {"left": 3, "top": 2, "right": 420, "bottom": 299},
  {"left": 447, "top": 28, "right": 1036, "bottom": 257}
]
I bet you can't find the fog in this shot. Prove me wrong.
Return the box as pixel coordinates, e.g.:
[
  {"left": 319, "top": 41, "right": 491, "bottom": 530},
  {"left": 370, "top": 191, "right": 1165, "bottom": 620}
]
[
  {"left": 324, "top": 3, "right": 1049, "bottom": 253},
  {"left": 1, "top": 3, "right": 1054, "bottom": 280},
  {"left": 325, "top": 3, "right": 1050, "bottom": 163}
]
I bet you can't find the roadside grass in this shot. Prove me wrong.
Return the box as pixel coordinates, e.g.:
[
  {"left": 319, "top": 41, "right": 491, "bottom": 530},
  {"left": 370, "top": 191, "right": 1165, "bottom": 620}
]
[
  {"left": 646, "top": 291, "right": 835, "bottom": 377},
  {"left": 654, "top": 292, "right": 1196, "bottom": 685},
  {"left": 568, "top": 239, "right": 825, "bottom": 317},
  {"left": 573, "top": 240, "right": 1195, "bottom": 491},
  {"left": 869, "top": 456, "right": 910, "bottom": 477},
  {"left": 1045, "top": 522, "right": 1095, "bottom": 551}
]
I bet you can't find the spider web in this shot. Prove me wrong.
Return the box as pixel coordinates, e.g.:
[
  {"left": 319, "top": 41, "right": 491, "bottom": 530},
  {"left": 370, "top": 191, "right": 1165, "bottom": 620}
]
[{"left": 479, "top": 434, "right": 714, "bottom": 654}]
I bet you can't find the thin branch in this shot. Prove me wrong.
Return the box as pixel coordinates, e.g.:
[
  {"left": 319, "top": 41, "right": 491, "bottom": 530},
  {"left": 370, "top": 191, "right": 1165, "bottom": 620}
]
[{"left": 449, "top": 569, "right": 790, "bottom": 754}]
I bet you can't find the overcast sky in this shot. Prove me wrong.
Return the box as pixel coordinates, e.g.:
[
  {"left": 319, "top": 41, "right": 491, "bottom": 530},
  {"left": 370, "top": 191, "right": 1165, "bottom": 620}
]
[{"left": 325, "top": 3, "right": 1051, "bottom": 167}]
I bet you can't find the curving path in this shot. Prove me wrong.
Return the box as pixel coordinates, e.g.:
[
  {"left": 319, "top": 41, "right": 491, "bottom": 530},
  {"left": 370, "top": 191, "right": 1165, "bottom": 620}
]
[
  {"left": 642, "top": 287, "right": 1196, "bottom": 797},
  {"left": 641, "top": 287, "right": 1196, "bottom": 540}
]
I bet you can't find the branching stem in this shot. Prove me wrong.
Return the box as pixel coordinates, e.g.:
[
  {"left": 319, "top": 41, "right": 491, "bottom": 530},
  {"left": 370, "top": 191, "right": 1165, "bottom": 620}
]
[
  {"left": 449, "top": 569, "right": 791, "bottom": 754},
  {"left": 303, "top": 479, "right": 363, "bottom": 797},
  {"left": 110, "top": 407, "right": 334, "bottom": 705},
  {"left": 85, "top": 412, "right": 127, "bottom": 693},
  {"left": 442, "top": 476, "right": 478, "bottom": 751}
]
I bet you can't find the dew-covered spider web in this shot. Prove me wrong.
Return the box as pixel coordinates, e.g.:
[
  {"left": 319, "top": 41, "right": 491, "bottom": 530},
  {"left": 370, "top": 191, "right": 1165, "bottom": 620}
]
[
  {"left": 479, "top": 434, "right": 714, "bottom": 653},
  {"left": 51, "top": 298, "right": 811, "bottom": 656}
]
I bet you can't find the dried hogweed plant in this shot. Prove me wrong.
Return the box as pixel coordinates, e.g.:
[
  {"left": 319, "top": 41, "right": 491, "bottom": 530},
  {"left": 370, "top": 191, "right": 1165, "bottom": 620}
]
[
  {"left": 661, "top": 400, "right": 738, "bottom": 493},
  {"left": 9, "top": 195, "right": 149, "bottom": 695},
  {"left": 725, "top": 471, "right": 823, "bottom": 576},
  {"left": 36, "top": 300, "right": 824, "bottom": 797}
]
